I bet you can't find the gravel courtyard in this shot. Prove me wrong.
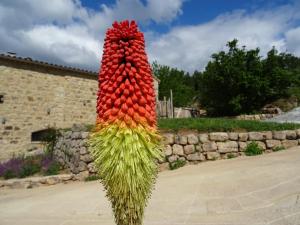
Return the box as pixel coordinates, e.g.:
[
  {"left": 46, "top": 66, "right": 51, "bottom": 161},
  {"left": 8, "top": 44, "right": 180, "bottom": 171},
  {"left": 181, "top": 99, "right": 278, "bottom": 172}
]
[{"left": 1, "top": 146, "right": 300, "bottom": 225}]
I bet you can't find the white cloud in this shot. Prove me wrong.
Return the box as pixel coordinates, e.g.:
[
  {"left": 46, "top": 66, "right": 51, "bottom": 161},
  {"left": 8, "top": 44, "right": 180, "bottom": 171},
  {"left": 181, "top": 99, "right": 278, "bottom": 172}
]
[
  {"left": 285, "top": 27, "right": 300, "bottom": 55},
  {"left": 21, "top": 25, "right": 100, "bottom": 66},
  {"left": 147, "top": 4, "right": 300, "bottom": 72},
  {"left": 0, "top": 0, "right": 299, "bottom": 72},
  {"left": 0, "top": 0, "right": 184, "bottom": 71}
]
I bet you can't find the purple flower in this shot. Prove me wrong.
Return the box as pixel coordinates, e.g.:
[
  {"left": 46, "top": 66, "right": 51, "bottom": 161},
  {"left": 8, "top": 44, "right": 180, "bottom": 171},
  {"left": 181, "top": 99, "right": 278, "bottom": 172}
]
[
  {"left": 41, "top": 156, "right": 54, "bottom": 171},
  {"left": 0, "top": 158, "right": 24, "bottom": 177},
  {"left": 0, "top": 164, "right": 5, "bottom": 176}
]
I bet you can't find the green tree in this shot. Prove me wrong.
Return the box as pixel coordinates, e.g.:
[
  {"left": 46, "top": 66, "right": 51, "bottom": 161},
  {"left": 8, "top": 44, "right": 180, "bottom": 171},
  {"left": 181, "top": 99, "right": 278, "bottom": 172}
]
[
  {"left": 262, "top": 49, "right": 300, "bottom": 101},
  {"left": 199, "top": 39, "right": 266, "bottom": 116},
  {"left": 262, "top": 48, "right": 295, "bottom": 101},
  {"left": 152, "top": 62, "right": 195, "bottom": 107},
  {"left": 198, "top": 40, "right": 300, "bottom": 116}
]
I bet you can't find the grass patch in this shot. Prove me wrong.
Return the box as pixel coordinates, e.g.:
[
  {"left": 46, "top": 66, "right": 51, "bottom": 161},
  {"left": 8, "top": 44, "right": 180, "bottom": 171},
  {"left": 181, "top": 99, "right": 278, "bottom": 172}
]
[
  {"left": 227, "top": 153, "right": 237, "bottom": 159},
  {"left": 245, "top": 142, "right": 263, "bottom": 156},
  {"left": 273, "top": 146, "right": 285, "bottom": 152},
  {"left": 169, "top": 159, "right": 186, "bottom": 170},
  {"left": 84, "top": 175, "right": 100, "bottom": 182},
  {"left": 158, "top": 118, "right": 300, "bottom": 132}
]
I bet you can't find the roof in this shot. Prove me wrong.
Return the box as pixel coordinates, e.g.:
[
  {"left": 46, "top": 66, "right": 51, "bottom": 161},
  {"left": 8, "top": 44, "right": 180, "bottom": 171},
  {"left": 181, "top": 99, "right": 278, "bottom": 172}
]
[
  {"left": 0, "top": 53, "right": 98, "bottom": 77},
  {"left": 0, "top": 53, "right": 160, "bottom": 82}
]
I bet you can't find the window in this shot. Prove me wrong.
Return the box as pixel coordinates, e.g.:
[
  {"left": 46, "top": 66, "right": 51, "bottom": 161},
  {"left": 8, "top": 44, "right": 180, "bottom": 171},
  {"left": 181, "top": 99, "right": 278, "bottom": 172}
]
[
  {"left": 0, "top": 95, "right": 3, "bottom": 104},
  {"left": 31, "top": 128, "right": 56, "bottom": 142}
]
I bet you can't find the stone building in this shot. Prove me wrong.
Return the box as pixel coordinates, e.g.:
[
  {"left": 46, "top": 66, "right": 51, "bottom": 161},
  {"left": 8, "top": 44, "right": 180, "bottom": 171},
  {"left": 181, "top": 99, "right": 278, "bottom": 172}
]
[{"left": 0, "top": 54, "right": 159, "bottom": 161}]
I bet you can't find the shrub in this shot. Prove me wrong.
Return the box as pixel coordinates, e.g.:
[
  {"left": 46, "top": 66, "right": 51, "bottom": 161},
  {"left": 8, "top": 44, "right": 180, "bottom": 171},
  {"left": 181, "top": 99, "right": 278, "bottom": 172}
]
[
  {"left": 169, "top": 159, "right": 186, "bottom": 170},
  {"left": 245, "top": 142, "right": 263, "bottom": 156},
  {"left": 19, "top": 160, "right": 41, "bottom": 178},
  {"left": 41, "top": 156, "right": 60, "bottom": 176},
  {"left": 0, "top": 155, "right": 61, "bottom": 179},
  {"left": 41, "top": 129, "right": 60, "bottom": 155},
  {"left": 0, "top": 158, "right": 24, "bottom": 179}
]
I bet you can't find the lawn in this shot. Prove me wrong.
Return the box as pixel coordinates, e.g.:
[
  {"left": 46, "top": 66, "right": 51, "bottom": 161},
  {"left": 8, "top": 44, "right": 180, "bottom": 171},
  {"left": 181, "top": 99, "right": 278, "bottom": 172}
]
[{"left": 158, "top": 118, "right": 300, "bottom": 132}]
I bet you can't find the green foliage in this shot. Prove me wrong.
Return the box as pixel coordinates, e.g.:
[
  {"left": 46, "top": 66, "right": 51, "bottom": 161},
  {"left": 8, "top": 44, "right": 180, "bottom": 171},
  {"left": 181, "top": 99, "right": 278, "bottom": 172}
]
[
  {"left": 3, "top": 170, "right": 16, "bottom": 179},
  {"left": 0, "top": 154, "right": 61, "bottom": 179},
  {"left": 42, "top": 161, "right": 60, "bottom": 176},
  {"left": 40, "top": 128, "right": 60, "bottom": 155},
  {"left": 153, "top": 40, "right": 300, "bottom": 115},
  {"left": 260, "top": 49, "right": 300, "bottom": 112},
  {"left": 169, "top": 159, "right": 186, "bottom": 170},
  {"left": 204, "top": 41, "right": 300, "bottom": 116},
  {"left": 227, "top": 153, "right": 237, "bottom": 159},
  {"left": 19, "top": 161, "right": 41, "bottom": 178},
  {"left": 152, "top": 61, "right": 196, "bottom": 107},
  {"left": 201, "top": 40, "right": 270, "bottom": 115},
  {"left": 245, "top": 142, "right": 263, "bottom": 156},
  {"left": 84, "top": 175, "right": 100, "bottom": 182},
  {"left": 273, "top": 146, "right": 285, "bottom": 152},
  {"left": 89, "top": 125, "right": 162, "bottom": 225},
  {"left": 158, "top": 118, "right": 300, "bottom": 132}
]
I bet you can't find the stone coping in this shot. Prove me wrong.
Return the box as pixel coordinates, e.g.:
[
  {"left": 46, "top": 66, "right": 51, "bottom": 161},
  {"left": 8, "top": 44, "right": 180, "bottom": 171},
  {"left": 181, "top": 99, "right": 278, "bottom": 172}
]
[{"left": 0, "top": 173, "right": 89, "bottom": 189}]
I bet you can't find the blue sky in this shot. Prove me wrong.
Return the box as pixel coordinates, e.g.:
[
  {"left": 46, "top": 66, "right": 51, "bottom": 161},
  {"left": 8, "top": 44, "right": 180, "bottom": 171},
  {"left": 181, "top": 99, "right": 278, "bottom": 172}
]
[
  {"left": 81, "top": 0, "right": 299, "bottom": 33},
  {"left": 0, "top": 0, "right": 300, "bottom": 72}
]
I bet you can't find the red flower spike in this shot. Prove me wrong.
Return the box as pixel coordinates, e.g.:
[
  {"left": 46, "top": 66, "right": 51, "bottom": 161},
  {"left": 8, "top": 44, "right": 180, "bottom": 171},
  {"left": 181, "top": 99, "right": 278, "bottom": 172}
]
[
  {"left": 97, "top": 20, "right": 157, "bottom": 129},
  {"left": 126, "top": 97, "right": 133, "bottom": 107}
]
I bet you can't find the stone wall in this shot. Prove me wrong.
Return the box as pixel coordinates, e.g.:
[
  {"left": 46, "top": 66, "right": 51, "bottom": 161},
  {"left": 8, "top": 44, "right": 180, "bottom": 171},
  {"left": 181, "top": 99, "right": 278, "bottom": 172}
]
[
  {"left": 0, "top": 59, "right": 159, "bottom": 161},
  {"left": 0, "top": 64, "right": 97, "bottom": 160},
  {"left": 53, "top": 126, "right": 300, "bottom": 178},
  {"left": 234, "top": 114, "right": 276, "bottom": 120},
  {"left": 53, "top": 125, "right": 95, "bottom": 179}
]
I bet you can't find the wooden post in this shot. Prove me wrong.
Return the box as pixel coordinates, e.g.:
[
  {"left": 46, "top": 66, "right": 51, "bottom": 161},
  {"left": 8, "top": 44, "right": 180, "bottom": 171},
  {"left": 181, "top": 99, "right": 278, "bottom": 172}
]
[
  {"left": 163, "top": 96, "right": 167, "bottom": 118},
  {"left": 170, "top": 89, "right": 174, "bottom": 118}
]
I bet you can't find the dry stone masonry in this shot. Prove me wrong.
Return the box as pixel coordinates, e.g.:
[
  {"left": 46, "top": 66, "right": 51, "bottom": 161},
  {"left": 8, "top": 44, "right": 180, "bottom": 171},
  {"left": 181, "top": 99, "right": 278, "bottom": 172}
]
[
  {"left": 53, "top": 125, "right": 300, "bottom": 176},
  {"left": 234, "top": 114, "right": 276, "bottom": 120},
  {"left": 53, "top": 125, "right": 95, "bottom": 179},
  {"left": 0, "top": 63, "right": 97, "bottom": 160},
  {"left": 0, "top": 55, "right": 160, "bottom": 161},
  {"left": 1, "top": 127, "right": 299, "bottom": 189}
]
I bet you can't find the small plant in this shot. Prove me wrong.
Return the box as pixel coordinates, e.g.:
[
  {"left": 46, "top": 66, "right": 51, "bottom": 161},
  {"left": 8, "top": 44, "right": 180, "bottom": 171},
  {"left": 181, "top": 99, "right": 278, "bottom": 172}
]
[
  {"left": 19, "top": 156, "right": 42, "bottom": 178},
  {"left": 227, "top": 153, "right": 237, "bottom": 159},
  {"left": 0, "top": 154, "right": 61, "bottom": 179},
  {"left": 169, "top": 159, "right": 186, "bottom": 170},
  {"left": 41, "top": 156, "right": 60, "bottom": 176},
  {"left": 273, "top": 146, "right": 285, "bottom": 152},
  {"left": 19, "top": 164, "right": 41, "bottom": 178},
  {"left": 42, "top": 129, "right": 60, "bottom": 156},
  {"left": 85, "top": 175, "right": 100, "bottom": 182},
  {"left": 0, "top": 157, "right": 24, "bottom": 179},
  {"left": 245, "top": 142, "right": 263, "bottom": 156}
]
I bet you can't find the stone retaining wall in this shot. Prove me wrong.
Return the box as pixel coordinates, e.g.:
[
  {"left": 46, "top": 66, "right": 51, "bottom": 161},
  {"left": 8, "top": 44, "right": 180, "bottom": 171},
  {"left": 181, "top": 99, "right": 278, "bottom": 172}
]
[
  {"left": 234, "top": 114, "right": 276, "bottom": 120},
  {"left": 53, "top": 125, "right": 300, "bottom": 178},
  {"left": 0, "top": 174, "right": 75, "bottom": 189}
]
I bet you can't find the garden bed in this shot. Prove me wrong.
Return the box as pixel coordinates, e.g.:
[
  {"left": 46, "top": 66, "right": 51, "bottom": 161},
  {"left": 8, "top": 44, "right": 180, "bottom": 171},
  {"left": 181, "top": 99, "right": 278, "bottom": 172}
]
[{"left": 0, "top": 154, "right": 62, "bottom": 180}]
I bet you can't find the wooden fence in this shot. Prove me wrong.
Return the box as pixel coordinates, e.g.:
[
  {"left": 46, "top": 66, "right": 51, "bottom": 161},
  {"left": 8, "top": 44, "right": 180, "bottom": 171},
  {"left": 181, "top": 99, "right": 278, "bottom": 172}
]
[
  {"left": 156, "top": 90, "right": 202, "bottom": 118},
  {"left": 156, "top": 90, "right": 174, "bottom": 118}
]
